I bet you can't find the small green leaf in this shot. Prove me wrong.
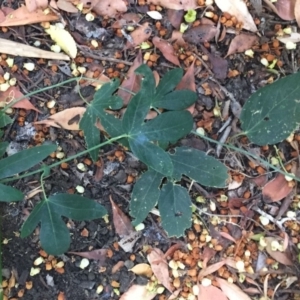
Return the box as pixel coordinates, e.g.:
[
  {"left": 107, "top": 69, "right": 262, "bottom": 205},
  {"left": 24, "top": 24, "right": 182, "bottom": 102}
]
[
  {"left": 154, "top": 68, "right": 183, "bottom": 98},
  {"left": 79, "top": 110, "right": 99, "bottom": 161},
  {"left": 79, "top": 80, "right": 123, "bottom": 161},
  {"left": 0, "top": 144, "right": 57, "bottom": 180},
  {"left": 152, "top": 90, "right": 197, "bottom": 110},
  {"left": 139, "top": 111, "right": 193, "bottom": 143},
  {"left": 0, "top": 183, "right": 23, "bottom": 202},
  {"left": 169, "top": 146, "right": 228, "bottom": 187},
  {"left": 0, "top": 113, "right": 12, "bottom": 127},
  {"left": 21, "top": 194, "right": 107, "bottom": 255},
  {"left": 241, "top": 72, "right": 300, "bottom": 145},
  {"left": 0, "top": 142, "right": 8, "bottom": 157},
  {"left": 129, "top": 137, "right": 173, "bottom": 177},
  {"left": 130, "top": 169, "right": 163, "bottom": 226},
  {"left": 158, "top": 181, "right": 192, "bottom": 236}
]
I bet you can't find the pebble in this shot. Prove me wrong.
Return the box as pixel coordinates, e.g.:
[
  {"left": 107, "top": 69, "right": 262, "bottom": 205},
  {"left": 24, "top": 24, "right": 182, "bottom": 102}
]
[
  {"left": 79, "top": 281, "right": 95, "bottom": 289},
  {"left": 124, "top": 260, "right": 134, "bottom": 269},
  {"left": 88, "top": 272, "right": 95, "bottom": 281}
]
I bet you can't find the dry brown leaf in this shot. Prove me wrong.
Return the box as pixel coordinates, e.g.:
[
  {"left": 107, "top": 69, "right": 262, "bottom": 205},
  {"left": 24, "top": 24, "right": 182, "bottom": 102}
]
[
  {"left": 109, "top": 195, "right": 135, "bottom": 237},
  {"left": 79, "top": 0, "right": 127, "bottom": 18},
  {"left": 125, "top": 22, "right": 152, "bottom": 49},
  {"left": 0, "top": 38, "right": 70, "bottom": 60},
  {"left": 34, "top": 107, "right": 86, "bottom": 130},
  {"left": 167, "top": 9, "right": 184, "bottom": 29},
  {"left": 198, "top": 260, "right": 226, "bottom": 280},
  {"left": 148, "top": 0, "right": 197, "bottom": 10},
  {"left": 68, "top": 249, "right": 107, "bottom": 264},
  {"left": 275, "top": 0, "right": 296, "bottom": 20},
  {"left": 25, "top": 0, "right": 48, "bottom": 12},
  {"left": 183, "top": 25, "right": 218, "bottom": 44},
  {"left": 215, "top": 0, "right": 257, "bottom": 32},
  {"left": 265, "top": 237, "right": 294, "bottom": 266},
  {"left": 226, "top": 33, "right": 258, "bottom": 56},
  {"left": 198, "top": 285, "right": 228, "bottom": 300},
  {"left": 0, "top": 9, "right": 5, "bottom": 22},
  {"left": 176, "top": 60, "right": 196, "bottom": 114},
  {"left": 147, "top": 248, "right": 174, "bottom": 293},
  {"left": 111, "top": 13, "right": 141, "bottom": 29},
  {"left": 117, "top": 51, "right": 142, "bottom": 106},
  {"left": 130, "top": 263, "right": 153, "bottom": 277},
  {"left": 0, "top": 6, "right": 58, "bottom": 26},
  {"left": 56, "top": 0, "right": 78, "bottom": 13},
  {"left": 0, "top": 86, "right": 42, "bottom": 113},
  {"left": 120, "top": 284, "right": 157, "bottom": 300},
  {"left": 262, "top": 173, "right": 293, "bottom": 202},
  {"left": 169, "top": 30, "right": 187, "bottom": 47},
  {"left": 152, "top": 36, "right": 180, "bottom": 66},
  {"left": 295, "top": 0, "right": 300, "bottom": 26},
  {"left": 216, "top": 277, "right": 252, "bottom": 300}
]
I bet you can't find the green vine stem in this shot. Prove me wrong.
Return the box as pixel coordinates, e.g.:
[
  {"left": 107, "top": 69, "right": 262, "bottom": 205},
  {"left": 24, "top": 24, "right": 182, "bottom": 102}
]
[
  {"left": 192, "top": 130, "right": 300, "bottom": 183},
  {"left": 1, "top": 134, "right": 127, "bottom": 183}
]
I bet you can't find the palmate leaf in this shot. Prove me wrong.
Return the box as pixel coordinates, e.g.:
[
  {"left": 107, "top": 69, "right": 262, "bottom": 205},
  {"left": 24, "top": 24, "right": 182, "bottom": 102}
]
[
  {"left": 169, "top": 146, "right": 228, "bottom": 187},
  {"left": 0, "top": 183, "right": 23, "bottom": 202},
  {"left": 158, "top": 181, "right": 192, "bottom": 237},
  {"left": 79, "top": 80, "right": 123, "bottom": 161},
  {"left": 21, "top": 194, "right": 107, "bottom": 255},
  {"left": 0, "top": 144, "right": 57, "bottom": 180},
  {"left": 241, "top": 72, "right": 300, "bottom": 145},
  {"left": 130, "top": 169, "right": 163, "bottom": 226}
]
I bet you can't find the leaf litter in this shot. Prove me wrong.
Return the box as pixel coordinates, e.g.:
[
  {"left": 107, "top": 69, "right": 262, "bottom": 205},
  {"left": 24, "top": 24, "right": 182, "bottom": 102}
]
[{"left": 2, "top": 0, "right": 300, "bottom": 299}]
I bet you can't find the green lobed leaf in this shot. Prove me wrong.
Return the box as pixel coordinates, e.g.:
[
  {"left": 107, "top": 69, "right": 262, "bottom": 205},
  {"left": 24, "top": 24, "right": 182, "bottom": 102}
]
[
  {"left": 0, "top": 141, "right": 8, "bottom": 157},
  {"left": 129, "top": 137, "right": 173, "bottom": 177},
  {"left": 138, "top": 111, "right": 193, "bottom": 143},
  {"left": 169, "top": 146, "right": 228, "bottom": 187},
  {"left": 122, "top": 65, "right": 156, "bottom": 133},
  {"left": 0, "top": 113, "right": 12, "bottom": 128},
  {"left": 130, "top": 169, "right": 163, "bottom": 226},
  {"left": 154, "top": 68, "right": 183, "bottom": 99},
  {"left": 21, "top": 194, "right": 107, "bottom": 255},
  {"left": 152, "top": 90, "right": 197, "bottom": 110},
  {"left": 79, "top": 80, "right": 123, "bottom": 161},
  {"left": 0, "top": 183, "right": 23, "bottom": 202},
  {"left": 158, "top": 181, "right": 192, "bottom": 236},
  {"left": 240, "top": 72, "right": 300, "bottom": 145},
  {"left": 0, "top": 144, "right": 57, "bottom": 180}
]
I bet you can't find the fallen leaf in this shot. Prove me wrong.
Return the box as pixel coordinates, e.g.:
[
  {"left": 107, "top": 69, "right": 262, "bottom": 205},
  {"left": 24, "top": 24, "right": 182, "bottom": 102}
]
[
  {"left": 120, "top": 284, "right": 157, "bottom": 300},
  {"left": 45, "top": 25, "right": 77, "bottom": 58},
  {"left": 176, "top": 60, "right": 196, "bottom": 114},
  {"left": 118, "top": 231, "right": 141, "bottom": 253},
  {"left": 0, "top": 38, "right": 70, "bottom": 60},
  {"left": 201, "top": 247, "right": 216, "bottom": 269},
  {"left": 117, "top": 51, "right": 142, "bottom": 106},
  {"left": 68, "top": 249, "right": 107, "bottom": 264},
  {"left": 152, "top": 36, "right": 180, "bottom": 66},
  {"left": 198, "top": 285, "right": 228, "bottom": 300},
  {"left": 167, "top": 9, "right": 184, "bottom": 29},
  {"left": 215, "top": 0, "right": 257, "bottom": 32},
  {"left": 277, "top": 32, "right": 300, "bottom": 44},
  {"left": 130, "top": 263, "right": 153, "bottom": 277},
  {"left": 198, "top": 260, "right": 226, "bottom": 280},
  {"left": 57, "top": 0, "right": 78, "bottom": 13},
  {"left": 262, "top": 173, "right": 293, "bottom": 202},
  {"left": 169, "top": 30, "right": 187, "bottom": 47},
  {"left": 275, "top": 0, "right": 296, "bottom": 20},
  {"left": 148, "top": 0, "right": 197, "bottom": 10},
  {"left": 88, "top": 0, "right": 127, "bottom": 17},
  {"left": 265, "top": 237, "right": 293, "bottom": 266},
  {"left": 147, "top": 248, "right": 174, "bottom": 293},
  {"left": 0, "top": 6, "right": 58, "bottom": 26},
  {"left": 0, "top": 86, "right": 42, "bottom": 113},
  {"left": 125, "top": 22, "right": 152, "bottom": 49},
  {"left": 111, "top": 13, "right": 141, "bottom": 29},
  {"left": 34, "top": 107, "right": 86, "bottom": 130},
  {"left": 216, "top": 277, "right": 252, "bottom": 300},
  {"left": 0, "top": 9, "right": 5, "bottom": 23},
  {"left": 226, "top": 33, "right": 258, "bottom": 56},
  {"left": 109, "top": 195, "right": 135, "bottom": 237},
  {"left": 295, "top": 0, "right": 300, "bottom": 26},
  {"left": 25, "top": 0, "right": 48, "bottom": 12},
  {"left": 183, "top": 25, "right": 218, "bottom": 44}
]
